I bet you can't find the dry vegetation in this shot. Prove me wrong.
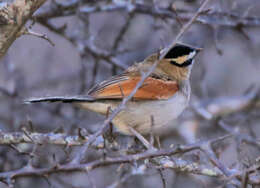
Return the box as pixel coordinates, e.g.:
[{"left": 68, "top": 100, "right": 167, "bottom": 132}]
[{"left": 0, "top": 0, "right": 260, "bottom": 187}]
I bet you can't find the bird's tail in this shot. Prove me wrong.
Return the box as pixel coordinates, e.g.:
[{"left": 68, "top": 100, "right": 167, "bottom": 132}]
[{"left": 24, "top": 95, "right": 95, "bottom": 104}]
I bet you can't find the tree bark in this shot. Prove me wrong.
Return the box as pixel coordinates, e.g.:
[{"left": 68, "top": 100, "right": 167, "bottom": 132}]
[{"left": 0, "top": 0, "right": 47, "bottom": 59}]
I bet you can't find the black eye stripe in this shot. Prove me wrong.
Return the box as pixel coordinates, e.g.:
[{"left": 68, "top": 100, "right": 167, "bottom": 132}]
[
  {"left": 170, "top": 59, "right": 193, "bottom": 67},
  {"left": 165, "top": 45, "right": 194, "bottom": 59}
]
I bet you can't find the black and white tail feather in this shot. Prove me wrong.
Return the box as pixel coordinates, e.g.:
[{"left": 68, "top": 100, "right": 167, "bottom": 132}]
[{"left": 24, "top": 95, "right": 95, "bottom": 104}]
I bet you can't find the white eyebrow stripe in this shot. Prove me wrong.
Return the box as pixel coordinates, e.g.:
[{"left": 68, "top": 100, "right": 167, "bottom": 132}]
[{"left": 188, "top": 51, "right": 196, "bottom": 59}]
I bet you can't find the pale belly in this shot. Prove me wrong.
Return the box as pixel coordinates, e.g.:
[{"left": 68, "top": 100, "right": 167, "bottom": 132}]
[
  {"left": 112, "top": 92, "right": 188, "bottom": 135},
  {"left": 76, "top": 92, "right": 188, "bottom": 135}
]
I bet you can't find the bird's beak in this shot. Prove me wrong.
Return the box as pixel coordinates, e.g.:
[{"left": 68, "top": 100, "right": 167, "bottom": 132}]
[{"left": 195, "top": 47, "right": 203, "bottom": 54}]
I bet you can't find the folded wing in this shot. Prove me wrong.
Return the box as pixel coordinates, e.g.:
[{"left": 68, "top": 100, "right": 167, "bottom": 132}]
[{"left": 88, "top": 75, "right": 179, "bottom": 100}]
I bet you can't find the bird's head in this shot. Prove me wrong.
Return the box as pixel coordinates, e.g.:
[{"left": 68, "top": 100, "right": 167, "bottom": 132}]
[{"left": 158, "top": 43, "right": 202, "bottom": 80}]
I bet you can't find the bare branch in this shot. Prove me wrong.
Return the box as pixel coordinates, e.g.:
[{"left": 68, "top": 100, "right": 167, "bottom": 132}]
[
  {"left": 193, "top": 87, "right": 260, "bottom": 120},
  {"left": 22, "top": 28, "right": 55, "bottom": 46},
  {"left": 0, "top": 135, "right": 229, "bottom": 182},
  {"left": 0, "top": 131, "right": 103, "bottom": 148},
  {"left": 36, "top": 2, "right": 260, "bottom": 28}
]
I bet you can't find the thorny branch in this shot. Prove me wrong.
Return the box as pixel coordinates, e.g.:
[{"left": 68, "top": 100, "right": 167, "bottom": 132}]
[
  {"left": 0, "top": 135, "right": 230, "bottom": 182},
  {"left": 33, "top": 0, "right": 260, "bottom": 71},
  {"left": 0, "top": 0, "right": 260, "bottom": 187},
  {"left": 0, "top": 134, "right": 259, "bottom": 185},
  {"left": 193, "top": 86, "right": 260, "bottom": 120},
  {"left": 1, "top": 1, "right": 260, "bottom": 60},
  {"left": 34, "top": 1, "right": 260, "bottom": 28},
  {"left": 0, "top": 131, "right": 102, "bottom": 148}
]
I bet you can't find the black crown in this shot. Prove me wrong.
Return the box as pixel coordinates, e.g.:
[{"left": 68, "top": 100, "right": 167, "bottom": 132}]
[{"left": 164, "top": 44, "right": 195, "bottom": 59}]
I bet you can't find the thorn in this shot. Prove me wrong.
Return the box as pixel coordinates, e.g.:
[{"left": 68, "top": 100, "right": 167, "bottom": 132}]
[
  {"left": 43, "top": 175, "right": 52, "bottom": 186},
  {"left": 6, "top": 178, "right": 15, "bottom": 188},
  {"left": 52, "top": 125, "right": 64, "bottom": 134},
  {"left": 21, "top": 127, "right": 34, "bottom": 143},
  {"left": 242, "top": 5, "right": 254, "bottom": 18},
  {"left": 23, "top": 27, "right": 55, "bottom": 46},
  {"left": 26, "top": 116, "right": 34, "bottom": 132},
  {"left": 78, "top": 127, "right": 88, "bottom": 139},
  {"left": 199, "top": 8, "right": 212, "bottom": 15},
  {"left": 211, "top": 25, "right": 223, "bottom": 55},
  {"left": 236, "top": 24, "right": 250, "bottom": 41}
]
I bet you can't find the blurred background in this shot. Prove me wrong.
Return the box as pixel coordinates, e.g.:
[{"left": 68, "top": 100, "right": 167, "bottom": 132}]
[{"left": 0, "top": 0, "right": 260, "bottom": 187}]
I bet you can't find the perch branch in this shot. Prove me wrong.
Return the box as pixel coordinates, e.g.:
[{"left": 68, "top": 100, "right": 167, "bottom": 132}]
[
  {"left": 0, "top": 131, "right": 103, "bottom": 148},
  {"left": 0, "top": 135, "right": 229, "bottom": 182}
]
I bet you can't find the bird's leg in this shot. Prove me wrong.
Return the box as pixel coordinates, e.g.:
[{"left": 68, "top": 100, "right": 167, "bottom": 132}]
[
  {"left": 103, "top": 106, "right": 115, "bottom": 142},
  {"left": 129, "top": 127, "right": 155, "bottom": 150},
  {"left": 149, "top": 115, "right": 155, "bottom": 147},
  {"left": 155, "top": 136, "right": 161, "bottom": 149}
]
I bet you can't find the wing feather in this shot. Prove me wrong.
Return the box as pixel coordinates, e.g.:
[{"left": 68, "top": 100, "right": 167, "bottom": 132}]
[{"left": 88, "top": 75, "right": 178, "bottom": 100}]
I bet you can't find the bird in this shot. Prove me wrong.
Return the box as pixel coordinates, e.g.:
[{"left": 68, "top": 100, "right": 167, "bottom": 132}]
[{"left": 25, "top": 43, "right": 201, "bottom": 136}]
